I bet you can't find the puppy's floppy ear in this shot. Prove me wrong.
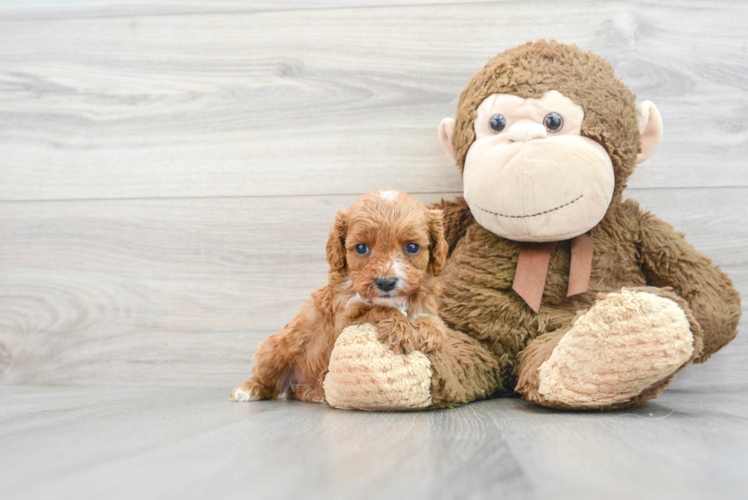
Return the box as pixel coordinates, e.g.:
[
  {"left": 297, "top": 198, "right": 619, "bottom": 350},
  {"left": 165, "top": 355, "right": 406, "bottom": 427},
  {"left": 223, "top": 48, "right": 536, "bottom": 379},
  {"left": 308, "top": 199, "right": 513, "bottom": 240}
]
[
  {"left": 326, "top": 209, "right": 348, "bottom": 272},
  {"left": 427, "top": 209, "right": 449, "bottom": 276}
]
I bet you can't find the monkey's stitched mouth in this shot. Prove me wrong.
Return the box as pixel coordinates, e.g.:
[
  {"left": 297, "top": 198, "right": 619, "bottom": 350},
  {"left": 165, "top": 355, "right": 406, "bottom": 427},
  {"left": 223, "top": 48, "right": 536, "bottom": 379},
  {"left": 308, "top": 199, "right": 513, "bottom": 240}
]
[{"left": 475, "top": 194, "right": 583, "bottom": 219}]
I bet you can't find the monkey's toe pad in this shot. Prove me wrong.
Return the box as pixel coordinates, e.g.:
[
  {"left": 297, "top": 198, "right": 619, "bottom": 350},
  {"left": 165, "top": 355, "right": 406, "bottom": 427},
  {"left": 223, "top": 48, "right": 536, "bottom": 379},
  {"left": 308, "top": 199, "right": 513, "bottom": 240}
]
[
  {"left": 323, "top": 323, "right": 433, "bottom": 411},
  {"left": 538, "top": 289, "right": 695, "bottom": 408}
]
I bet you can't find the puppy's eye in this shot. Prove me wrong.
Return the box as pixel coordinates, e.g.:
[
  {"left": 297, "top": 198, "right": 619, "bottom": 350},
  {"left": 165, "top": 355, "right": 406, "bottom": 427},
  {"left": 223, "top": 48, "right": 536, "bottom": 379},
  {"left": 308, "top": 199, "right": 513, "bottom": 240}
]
[
  {"left": 544, "top": 112, "right": 563, "bottom": 132},
  {"left": 489, "top": 114, "right": 506, "bottom": 133},
  {"left": 354, "top": 243, "right": 369, "bottom": 256},
  {"left": 404, "top": 243, "right": 420, "bottom": 255}
]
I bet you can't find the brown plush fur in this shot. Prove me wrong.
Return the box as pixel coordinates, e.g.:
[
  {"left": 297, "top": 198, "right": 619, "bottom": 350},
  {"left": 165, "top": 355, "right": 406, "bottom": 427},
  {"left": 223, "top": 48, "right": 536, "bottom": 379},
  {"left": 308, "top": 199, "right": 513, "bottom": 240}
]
[
  {"left": 230, "top": 190, "right": 449, "bottom": 403},
  {"left": 424, "top": 41, "right": 741, "bottom": 410}
]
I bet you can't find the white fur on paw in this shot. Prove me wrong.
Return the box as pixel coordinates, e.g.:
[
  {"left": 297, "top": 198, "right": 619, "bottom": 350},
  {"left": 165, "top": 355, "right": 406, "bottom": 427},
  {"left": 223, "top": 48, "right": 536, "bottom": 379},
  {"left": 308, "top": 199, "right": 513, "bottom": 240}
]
[
  {"left": 538, "top": 289, "right": 694, "bottom": 407},
  {"left": 230, "top": 385, "right": 262, "bottom": 402}
]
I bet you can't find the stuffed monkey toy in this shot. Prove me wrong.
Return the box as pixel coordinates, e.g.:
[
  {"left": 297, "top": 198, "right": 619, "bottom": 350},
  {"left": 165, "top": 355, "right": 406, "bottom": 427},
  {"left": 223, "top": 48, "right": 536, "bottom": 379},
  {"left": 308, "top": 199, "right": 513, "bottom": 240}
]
[{"left": 322, "top": 40, "right": 741, "bottom": 410}]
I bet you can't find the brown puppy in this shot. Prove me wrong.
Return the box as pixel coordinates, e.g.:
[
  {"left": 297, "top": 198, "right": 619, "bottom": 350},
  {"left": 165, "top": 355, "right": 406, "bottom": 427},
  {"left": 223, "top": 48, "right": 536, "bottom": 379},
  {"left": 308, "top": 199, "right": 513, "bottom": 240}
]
[{"left": 230, "top": 190, "right": 449, "bottom": 403}]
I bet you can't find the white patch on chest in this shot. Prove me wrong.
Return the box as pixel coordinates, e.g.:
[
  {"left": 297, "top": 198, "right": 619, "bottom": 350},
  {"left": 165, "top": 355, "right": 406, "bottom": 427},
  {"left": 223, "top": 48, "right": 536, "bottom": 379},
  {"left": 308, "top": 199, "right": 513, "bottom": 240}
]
[
  {"left": 370, "top": 295, "right": 408, "bottom": 316},
  {"left": 347, "top": 294, "right": 373, "bottom": 308}
]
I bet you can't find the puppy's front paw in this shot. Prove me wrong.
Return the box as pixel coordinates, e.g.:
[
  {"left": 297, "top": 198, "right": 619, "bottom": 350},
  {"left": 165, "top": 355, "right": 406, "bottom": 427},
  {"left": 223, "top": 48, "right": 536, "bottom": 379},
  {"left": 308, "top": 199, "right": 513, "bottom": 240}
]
[
  {"left": 376, "top": 317, "right": 417, "bottom": 355},
  {"left": 230, "top": 379, "right": 270, "bottom": 402},
  {"left": 410, "top": 315, "right": 446, "bottom": 354},
  {"left": 413, "top": 333, "right": 443, "bottom": 355}
]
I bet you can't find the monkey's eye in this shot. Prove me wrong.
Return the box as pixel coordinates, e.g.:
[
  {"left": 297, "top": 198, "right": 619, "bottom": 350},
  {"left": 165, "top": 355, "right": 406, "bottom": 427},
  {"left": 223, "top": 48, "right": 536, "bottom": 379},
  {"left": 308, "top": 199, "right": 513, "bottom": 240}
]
[
  {"left": 354, "top": 243, "right": 369, "bottom": 256},
  {"left": 489, "top": 114, "right": 507, "bottom": 133},
  {"left": 404, "top": 243, "right": 420, "bottom": 255},
  {"left": 544, "top": 112, "right": 564, "bottom": 132}
]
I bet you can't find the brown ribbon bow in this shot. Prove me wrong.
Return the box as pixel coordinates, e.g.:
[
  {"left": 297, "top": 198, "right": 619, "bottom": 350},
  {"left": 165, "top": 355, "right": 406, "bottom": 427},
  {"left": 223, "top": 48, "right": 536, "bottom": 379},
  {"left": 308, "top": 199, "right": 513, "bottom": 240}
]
[{"left": 511, "top": 232, "right": 594, "bottom": 313}]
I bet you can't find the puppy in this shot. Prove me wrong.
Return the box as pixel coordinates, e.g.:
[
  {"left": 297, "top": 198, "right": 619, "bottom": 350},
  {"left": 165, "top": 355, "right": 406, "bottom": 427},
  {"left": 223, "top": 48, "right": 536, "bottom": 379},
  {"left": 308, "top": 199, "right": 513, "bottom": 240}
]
[{"left": 230, "top": 190, "right": 449, "bottom": 403}]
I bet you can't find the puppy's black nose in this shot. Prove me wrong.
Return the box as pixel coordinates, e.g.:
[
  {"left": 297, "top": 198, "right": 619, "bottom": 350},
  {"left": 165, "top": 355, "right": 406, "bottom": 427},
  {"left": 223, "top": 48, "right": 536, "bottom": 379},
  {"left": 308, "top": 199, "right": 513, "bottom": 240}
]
[{"left": 375, "top": 277, "right": 398, "bottom": 293}]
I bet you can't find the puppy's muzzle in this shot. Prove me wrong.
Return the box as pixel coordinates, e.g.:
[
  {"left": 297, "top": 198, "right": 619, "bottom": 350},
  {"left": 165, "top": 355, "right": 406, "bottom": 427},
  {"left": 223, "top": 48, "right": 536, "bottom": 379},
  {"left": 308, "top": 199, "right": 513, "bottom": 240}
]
[{"left": 375, "top": 277, "right": 398, "bottom": 293}]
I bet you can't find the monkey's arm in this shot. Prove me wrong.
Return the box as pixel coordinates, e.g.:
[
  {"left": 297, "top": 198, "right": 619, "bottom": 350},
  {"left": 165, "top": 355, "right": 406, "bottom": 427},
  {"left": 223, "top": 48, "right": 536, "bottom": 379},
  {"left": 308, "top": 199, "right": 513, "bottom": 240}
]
[
  {"left": 631, "top": 200, "right": 741, "bottom": 362},
  {"left": 429, "top": 196, "right": 475, "bottom": 254}
]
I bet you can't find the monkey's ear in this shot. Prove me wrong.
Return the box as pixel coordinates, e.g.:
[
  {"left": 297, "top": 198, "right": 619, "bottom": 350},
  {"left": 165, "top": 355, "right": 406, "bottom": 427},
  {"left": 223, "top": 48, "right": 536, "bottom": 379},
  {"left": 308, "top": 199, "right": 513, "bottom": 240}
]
[
  {"left": 326, "top": 209, "right": 347, "bottom": 273},
  {"left": 635, "top": 101, "right": 663, "bottom": 164},
  {"left": 427, "top": 209, "right": 449, "bottom": 276},
  {"left": 439, "top": 118, "right": 456, "bottom": 161}
]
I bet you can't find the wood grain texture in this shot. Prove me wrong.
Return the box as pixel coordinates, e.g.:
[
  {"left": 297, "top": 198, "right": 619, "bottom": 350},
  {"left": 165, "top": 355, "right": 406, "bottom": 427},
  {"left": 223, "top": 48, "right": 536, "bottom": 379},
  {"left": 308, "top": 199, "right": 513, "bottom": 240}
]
[
  {"left": 1, "top": 0, "right": 747, "bottom": 201},
  {"left": 0, "top": 189, "right": 745, "bottom": 387},
  {"left": 1, "top": 385, "right": 747, "bottom": 500},
  {"left": 0, "top": 0, "right": 502, "bottom": 21}
]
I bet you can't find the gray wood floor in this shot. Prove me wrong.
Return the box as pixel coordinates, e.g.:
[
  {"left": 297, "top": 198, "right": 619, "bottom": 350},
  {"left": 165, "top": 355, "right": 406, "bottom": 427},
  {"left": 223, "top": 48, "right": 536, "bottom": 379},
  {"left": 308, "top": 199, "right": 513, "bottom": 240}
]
[
  {"left": 1, "top": 1, "right": 747, "bottom": 499},
  {"left": 2, "top": 382, "right": 747, "bottom": 500}
]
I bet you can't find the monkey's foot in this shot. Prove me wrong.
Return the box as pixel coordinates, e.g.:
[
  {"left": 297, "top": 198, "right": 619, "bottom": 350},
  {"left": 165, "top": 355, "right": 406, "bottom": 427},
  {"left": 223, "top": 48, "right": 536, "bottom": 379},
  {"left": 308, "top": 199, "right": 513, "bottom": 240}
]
[
  {"left": 323, "top": 323, "right": 433, "bottom": 411},
  {"left": 534, "top": 288, "right": 701, "bottom": 409}
]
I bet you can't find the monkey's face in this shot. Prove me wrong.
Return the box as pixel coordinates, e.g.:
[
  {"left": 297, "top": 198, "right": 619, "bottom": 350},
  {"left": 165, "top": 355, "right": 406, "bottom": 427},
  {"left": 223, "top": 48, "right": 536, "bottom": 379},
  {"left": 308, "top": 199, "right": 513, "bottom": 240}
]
[{"left": 460, "top": 90, "right": 615, "bottom": 242}]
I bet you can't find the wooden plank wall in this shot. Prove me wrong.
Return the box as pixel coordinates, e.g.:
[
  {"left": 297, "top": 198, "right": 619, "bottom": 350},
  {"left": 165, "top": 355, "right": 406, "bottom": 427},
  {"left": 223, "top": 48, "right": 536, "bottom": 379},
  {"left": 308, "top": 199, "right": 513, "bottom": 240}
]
[{"left": 1, "top": 0, "right": 746, "bottom": 388}]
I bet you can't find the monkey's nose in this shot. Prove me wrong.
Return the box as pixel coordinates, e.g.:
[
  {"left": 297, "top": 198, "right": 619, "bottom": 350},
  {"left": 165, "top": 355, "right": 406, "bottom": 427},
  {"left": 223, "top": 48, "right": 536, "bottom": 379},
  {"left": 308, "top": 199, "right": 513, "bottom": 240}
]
[
  {"left": 507, "top": 123, "right": 547, "bottom": 142},
  {"left": 375, "top": 277, "right": 398, "bottom": 293}
]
